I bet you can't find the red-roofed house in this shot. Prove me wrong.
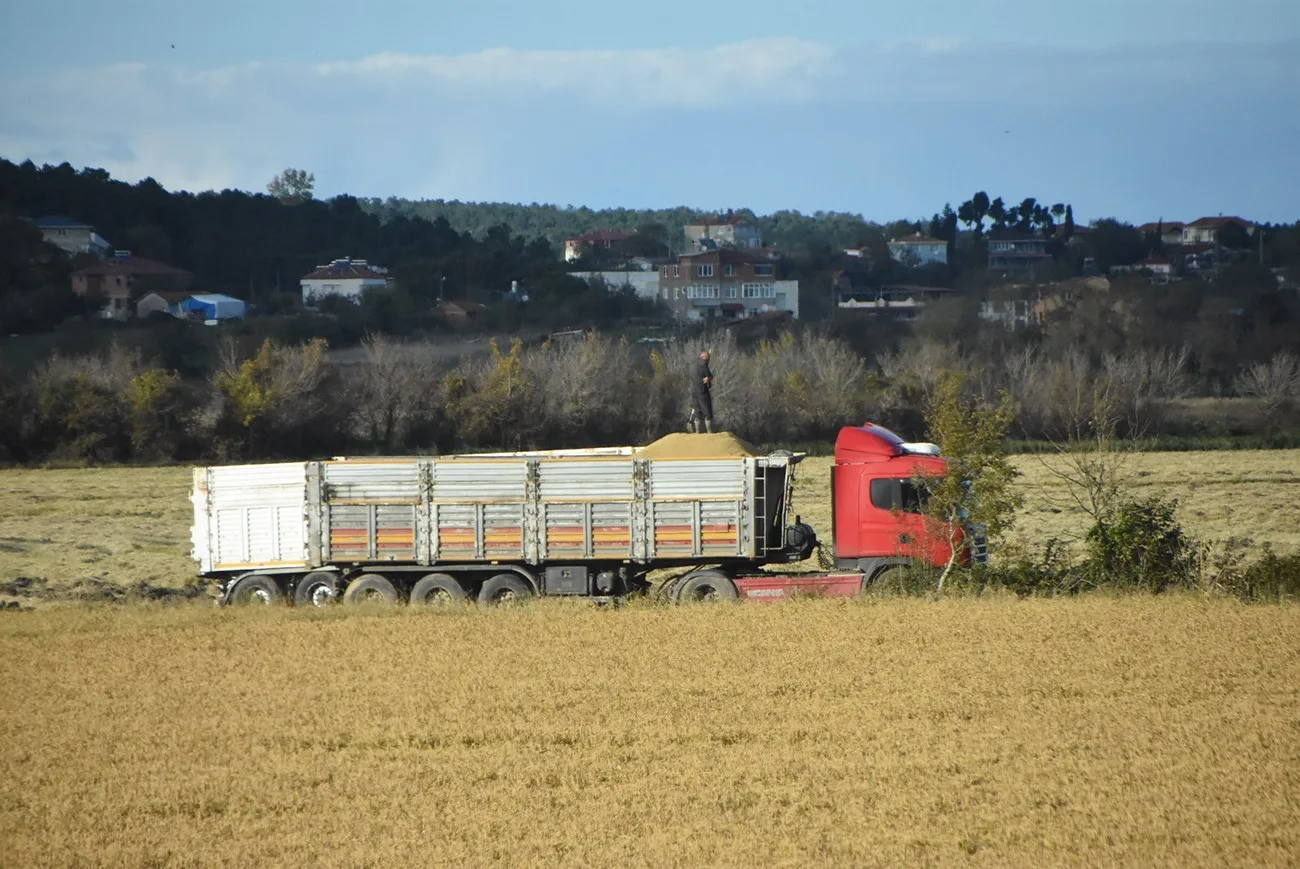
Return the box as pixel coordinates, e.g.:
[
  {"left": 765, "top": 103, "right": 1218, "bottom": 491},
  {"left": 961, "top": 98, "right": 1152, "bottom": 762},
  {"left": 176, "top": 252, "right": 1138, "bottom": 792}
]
[
  {"left": 71, "top": 253, "right": 193, "bottom": 320},
  {"left": 300, "top": 257, "right": 392, "bottom": 305},
  {"left": 563, "top": 230, "right": 633, "bottom": 263},
  {"left": 1137, "top": 222, "right": 1186, "bottom": 247},
  {"left": 1181, "top": 216, "right": 1254, "bottom": 245}
]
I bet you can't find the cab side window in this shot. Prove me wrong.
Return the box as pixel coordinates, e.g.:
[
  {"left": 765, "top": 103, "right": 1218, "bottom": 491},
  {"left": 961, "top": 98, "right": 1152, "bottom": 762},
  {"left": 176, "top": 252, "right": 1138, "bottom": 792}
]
[
  {"left": 869, "top": 478, "right": 897, "bottom": 510},
  {"left": 900, "top": 480, "right": 929, "bottom": 513},
  {"left": 870, "top": 478, "right": 928, "bottom": 513}
]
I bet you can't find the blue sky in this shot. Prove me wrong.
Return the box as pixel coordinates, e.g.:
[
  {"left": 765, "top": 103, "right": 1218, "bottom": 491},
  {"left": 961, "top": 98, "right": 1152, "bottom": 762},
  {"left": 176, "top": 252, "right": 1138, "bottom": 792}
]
[{"left": 2, "top": 0, "right": 1298, "bottom": 223}]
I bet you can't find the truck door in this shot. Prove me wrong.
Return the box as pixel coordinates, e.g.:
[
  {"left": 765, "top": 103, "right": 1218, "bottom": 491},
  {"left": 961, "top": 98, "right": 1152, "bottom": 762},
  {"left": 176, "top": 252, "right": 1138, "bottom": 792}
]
[{"left": 865, "top": 477, "right": 932, "bottom": 560}]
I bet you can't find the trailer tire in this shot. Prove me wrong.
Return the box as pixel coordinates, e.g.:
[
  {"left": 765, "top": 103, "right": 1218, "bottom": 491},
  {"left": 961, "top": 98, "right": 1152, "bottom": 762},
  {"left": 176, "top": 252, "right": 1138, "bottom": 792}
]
[
  {"left": 343, "top": 574, "right": 400, "bottom": 605},
  {"left": 478, "top": 573, "right": 533, "bottom": 605},
  {"left": 226, "top": 574, "right": 283, "bottom": 606},
  {"left": 409, "top": 573, "right": 467, "bottom": 606},
  {"left": 675, "top": 570, "right": 738, "bottom": 603},
  {"left": 294, "top": 571, "right": 340, "bottom": 608}
]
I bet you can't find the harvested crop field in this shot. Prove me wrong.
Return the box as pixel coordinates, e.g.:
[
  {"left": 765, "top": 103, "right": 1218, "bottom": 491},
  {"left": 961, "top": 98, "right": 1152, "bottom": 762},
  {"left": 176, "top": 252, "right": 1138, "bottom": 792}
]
[{"left": 1, "top": 598, "right": 1297, "bottom": 866}]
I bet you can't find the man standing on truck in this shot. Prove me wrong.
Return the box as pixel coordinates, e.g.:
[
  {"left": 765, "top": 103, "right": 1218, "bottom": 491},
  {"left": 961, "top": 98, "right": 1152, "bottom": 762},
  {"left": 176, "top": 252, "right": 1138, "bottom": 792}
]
[{"left": 687, "top": 350, "right": 715, "bottom": 433}]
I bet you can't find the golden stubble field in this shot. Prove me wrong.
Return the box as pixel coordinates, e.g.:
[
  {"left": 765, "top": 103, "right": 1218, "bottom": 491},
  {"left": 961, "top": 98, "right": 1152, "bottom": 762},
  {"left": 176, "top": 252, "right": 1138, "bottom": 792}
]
[
  {"left": 1, "top": 598, "right": 1297, "bottom": 866},
  {"left": 1, "top": 449, "right": 1297, "bottom": 599}
]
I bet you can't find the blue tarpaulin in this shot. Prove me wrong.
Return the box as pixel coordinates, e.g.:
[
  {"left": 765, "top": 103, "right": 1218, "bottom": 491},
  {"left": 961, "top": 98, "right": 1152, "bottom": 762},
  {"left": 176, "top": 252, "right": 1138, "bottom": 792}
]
[{"left": 179, "top": 294, "right": 247, "bottom": 320}]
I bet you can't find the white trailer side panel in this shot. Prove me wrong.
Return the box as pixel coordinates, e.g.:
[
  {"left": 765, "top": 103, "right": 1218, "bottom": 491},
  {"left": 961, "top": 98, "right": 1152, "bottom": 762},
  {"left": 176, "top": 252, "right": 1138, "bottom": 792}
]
[{"left": 194, "top": 463, "right": 310, "bottom": 573}]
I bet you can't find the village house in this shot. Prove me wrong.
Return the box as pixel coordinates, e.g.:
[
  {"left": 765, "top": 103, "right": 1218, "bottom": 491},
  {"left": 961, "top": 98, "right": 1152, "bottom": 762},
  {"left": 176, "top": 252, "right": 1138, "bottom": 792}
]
[
  {"left": 1137, "top": 221, "right": 1186, "bottom": 248},
  {"left": 987, "top": 232, "right": 1052, "bottom": 275},
  {"left": 683, "top": 215, "right": 762, "bottom": 252},
  {"left": 135, "top": 291, "right": 192, "bottom": 319},
  {"left": 1111, "top": 254, "right": 1176, "bottom": 283},
  {"left": 436, "top": 300, "right": 487, "bottom": 330},
  {"left": 886, "top": 232, "right": 948, "bottom": 266},
  {"left": 566, "top": 268, "right": 662, "bottom": 301},
  {"left": 563, "top": 230, "right": 633, "bottom": 263},
  {"left": 657, "top": 249, "right": 797, "bottom": 322},
  {"left": 300, "top": 258, "right": 392, "bottom": 306},
  {"left": 71, "top": 252, "right": 193, "bottom": 320},
  {"left": 1181, "top": 216, "right": 1254, "bottom": 246},
  {"left": 836, "top": 284, "right": 954, "bottom": 321},
  {"left": 32, "top": 215, "right": 112, "bottom": 258}
]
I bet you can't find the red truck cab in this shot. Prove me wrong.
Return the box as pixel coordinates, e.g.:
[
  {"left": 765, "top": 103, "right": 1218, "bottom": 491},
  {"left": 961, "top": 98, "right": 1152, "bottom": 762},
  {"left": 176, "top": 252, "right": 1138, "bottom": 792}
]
[{"left": 831, "top": 423, "right": 974, "bottom": 579}]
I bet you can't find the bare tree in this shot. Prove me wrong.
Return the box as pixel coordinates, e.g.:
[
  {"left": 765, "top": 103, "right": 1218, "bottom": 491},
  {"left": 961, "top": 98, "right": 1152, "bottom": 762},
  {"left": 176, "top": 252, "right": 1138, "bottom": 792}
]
[
  {"left": 1234, "top": 352, "right": 1300, "bottom": 427},
  {"left": 348, "top": 334, "right": 429, "bottom": 449}
]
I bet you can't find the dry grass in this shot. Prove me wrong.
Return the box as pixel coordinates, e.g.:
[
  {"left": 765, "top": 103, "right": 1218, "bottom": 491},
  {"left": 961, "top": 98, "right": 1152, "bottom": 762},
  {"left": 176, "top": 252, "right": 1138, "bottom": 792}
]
[
  {"left": 1011, "top": 450, "right": 1300, "bottom": 553},
  {"left": 1, "top": 598, "right": 1297, "bottom": 867},
  {"left": 0, "top": 466, "right": 195, "bottom": 600}
]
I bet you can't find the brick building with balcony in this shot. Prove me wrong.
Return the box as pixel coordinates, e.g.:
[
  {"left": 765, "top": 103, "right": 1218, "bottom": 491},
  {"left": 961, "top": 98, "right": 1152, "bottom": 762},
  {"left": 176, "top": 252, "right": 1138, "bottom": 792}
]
[{"left": 657, "top": 249, "right": 797, "bottom": 322}]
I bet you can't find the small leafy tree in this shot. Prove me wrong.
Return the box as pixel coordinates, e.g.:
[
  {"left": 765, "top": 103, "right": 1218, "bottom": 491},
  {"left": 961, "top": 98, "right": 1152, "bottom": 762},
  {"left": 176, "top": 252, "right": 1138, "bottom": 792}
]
[
  {"left": 921, "top": 371, "right": 1022, "bottom": 591},
  {"left": 444, "top": 338, "right": 537, "bottom": 449},
  {"left": 266, "top": 168, "right": 315, "bottom": 205},
  {"left": 125, "top": 367, "right": 184, "bottom": 460}
]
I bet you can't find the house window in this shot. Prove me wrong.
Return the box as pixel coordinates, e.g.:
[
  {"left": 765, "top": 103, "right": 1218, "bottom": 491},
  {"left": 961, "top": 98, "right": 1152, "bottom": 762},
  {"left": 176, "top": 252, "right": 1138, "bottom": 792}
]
[
  {"left": 725, "top": 285, "right": 738, "bottom": 299},
  {"left": 697, "top": 264, "right": 714, "bottom": 277},
  {"left": 673, "top": 288, "right": 680, "bottom": 300},
  {"left": 724, "top": 264, "right": 736, "bottom": 276},
  {"left": 673, "top": 265, "right": 680, "bottom": 278},
  {"left": 753, "top": 264, "right": 773, "bottom": 276},
  {"left": 741, "top": 282, "right": 775, "bottom": 299}
]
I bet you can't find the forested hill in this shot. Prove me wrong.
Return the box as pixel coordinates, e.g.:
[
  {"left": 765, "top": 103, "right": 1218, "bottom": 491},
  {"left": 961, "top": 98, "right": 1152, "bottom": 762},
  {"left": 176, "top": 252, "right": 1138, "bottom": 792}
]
[{"left": 358, "top": 197, "right": 884, "bottom": 252}]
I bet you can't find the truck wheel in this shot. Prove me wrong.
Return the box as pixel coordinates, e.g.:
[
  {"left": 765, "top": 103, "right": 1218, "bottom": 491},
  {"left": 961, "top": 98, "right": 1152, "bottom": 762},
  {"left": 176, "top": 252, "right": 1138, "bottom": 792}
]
[
  {"left": 343, "top": 574, "right": 399, "bottom": 605},
  {"left": 226, "top": 574, "right": 283, "bottom": 606},
  {"left": 294, "top": 571, "right": 340, "bottom": 607},
  {"left": 675, "top": 570, "right": 738, "bottom": 603},
  {"left": 410, "top": 573, "right": 467, "bottom": 606},
  {"left": 477, "top": 573, "right": 533, "bottom": 605}
]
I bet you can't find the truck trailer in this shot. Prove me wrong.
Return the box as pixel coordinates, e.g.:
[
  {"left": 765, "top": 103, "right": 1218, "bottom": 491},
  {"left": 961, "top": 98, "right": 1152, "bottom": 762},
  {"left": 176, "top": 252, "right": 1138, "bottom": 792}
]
[{"left": 191, "top": 423, "right": 984, "bottom": 606}]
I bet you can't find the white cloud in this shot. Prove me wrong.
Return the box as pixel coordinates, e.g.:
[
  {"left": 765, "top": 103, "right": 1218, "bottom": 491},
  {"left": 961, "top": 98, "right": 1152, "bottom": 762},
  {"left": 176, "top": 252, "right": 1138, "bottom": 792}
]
[
  {"left": 0, "top": 38, "right": 1296, "bottom": 213},
  {"left": 313, "top": 39, "right": 839, "bottom": 106}
]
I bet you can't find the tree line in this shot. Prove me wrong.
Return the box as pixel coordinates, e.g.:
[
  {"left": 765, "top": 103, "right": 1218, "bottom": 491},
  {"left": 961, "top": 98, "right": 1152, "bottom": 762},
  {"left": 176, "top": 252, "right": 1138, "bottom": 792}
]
[
  {"left": 0, "top": 158, "right": 654, "bottom": 336},
  {"left": 2, "top": 325, "right": 1296, "bottom": 467}
]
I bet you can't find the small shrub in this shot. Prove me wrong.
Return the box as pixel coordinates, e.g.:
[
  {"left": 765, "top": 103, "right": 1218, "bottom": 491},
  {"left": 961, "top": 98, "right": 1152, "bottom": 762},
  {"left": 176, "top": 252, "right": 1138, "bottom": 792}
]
[
  {"left": 1084, "top": 496, "right": 1194, "bottom": 593},
  {"left": 977, "top": 537, "right": 1078, "bottom": 597}
]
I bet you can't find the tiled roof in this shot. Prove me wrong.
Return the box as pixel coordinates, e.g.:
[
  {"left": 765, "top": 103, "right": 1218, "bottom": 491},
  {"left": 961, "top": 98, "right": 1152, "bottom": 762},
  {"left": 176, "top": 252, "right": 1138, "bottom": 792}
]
[
  {"left": 301, "top": 264, "right": 390, "bottom": 280},
  {"left": 1137, "top": 222, "right": 1185, "bottom": 234},
  {"left": 33, "top": 215, "right": 94, "bottom": 229},
  {"left": 72, "top": 256, "right": 190, "bottom": 277},
  {"left": 1187, "top": 215, "right": 1253, "bottom": 228}
]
